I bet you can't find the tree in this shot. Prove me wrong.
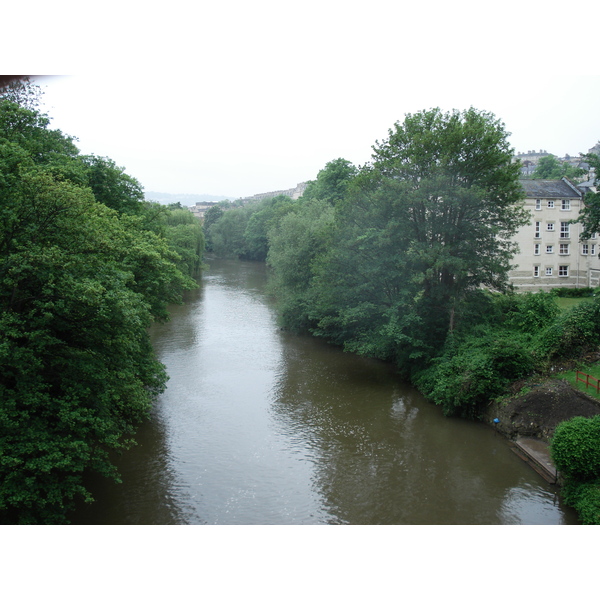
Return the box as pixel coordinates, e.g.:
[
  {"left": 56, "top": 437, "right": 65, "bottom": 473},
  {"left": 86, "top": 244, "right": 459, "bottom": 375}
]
[
  {"left": 208, "top": 206, "right": 253, "bottom": 258},
  {"left": 0, "top": 84, "right": 196, "bottom": 523},
  {"left": 574, "top": 152, "right": 600, "bottom": 239},
  {"left": 0, "top": 170, "right": 185, "bottom": 523},
  {"left": 243, "top": 194, "right": 295, "bottom": 261},
  {"left": 163, "top": 208, "right": 205, "bottom": 277},
  {"left": 297, "top": 108, "right": 529, "bottom": 374},
  {"left": 79, "top": 154, "right": 145, "bottom": 214},
  {"left": 532, "top": 155, "right": 584, "bottom": 180},
  {"left": 203, "top": 204, "right": 225, "bottom": 252},
  {"left": 302, "top": 158, "right": 357, "bottom": 205},
  {"left": 0, "top": 76, "right": 43, "bottom": 110},
  {"left": 267, "top": 199, "right": 335, "bottom": 331},
  {"left": 0, "top": 92, "right": 80, "bottom": 166},
  {"left": 367, "top": 108, "right": 527, "bottom": 324}
]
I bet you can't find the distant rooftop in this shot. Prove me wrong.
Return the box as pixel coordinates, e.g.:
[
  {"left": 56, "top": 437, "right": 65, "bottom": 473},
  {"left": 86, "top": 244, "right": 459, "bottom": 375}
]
[{"left": 520, "top": 178, "right": 582, "bottom": 198}]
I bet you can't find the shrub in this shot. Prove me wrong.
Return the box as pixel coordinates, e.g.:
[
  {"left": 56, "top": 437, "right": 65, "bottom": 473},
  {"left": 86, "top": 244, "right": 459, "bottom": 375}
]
[
  {"left": 561, "top": 479, "right": 600, "bottom": 525},
  {"left": 551, "top": 415, "right": 600, "bottom": 481},
  {"left": 551, "top": 287, "right": 597, "bottom": 298},
  {"left": 534, "top": 298, "right": 600, "bottom": 360},
  {"left": 415, "top": 330, "right": 535, "bottom": 417},
  {"left": 503, "top": 291, "right": 560, "bottom": 333}
]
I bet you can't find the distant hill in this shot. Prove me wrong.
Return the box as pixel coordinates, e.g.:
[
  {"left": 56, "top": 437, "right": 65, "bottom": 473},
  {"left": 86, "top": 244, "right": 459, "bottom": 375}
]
[{"left": 145, "top": 191, "right": 232, "bottom": 206}]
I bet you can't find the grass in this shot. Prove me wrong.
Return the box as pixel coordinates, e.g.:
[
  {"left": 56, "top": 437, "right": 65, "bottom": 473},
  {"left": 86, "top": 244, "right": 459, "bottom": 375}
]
[
  {"left": 555, "top": 363, "right": 600, "bottom": 396},
  {"left": 555, "top": 296, "right": 596, "bottom": 311}
]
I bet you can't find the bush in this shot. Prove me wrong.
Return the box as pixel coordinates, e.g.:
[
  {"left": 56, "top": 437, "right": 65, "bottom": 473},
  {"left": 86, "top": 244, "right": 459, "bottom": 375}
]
[
  {"left": 551, "top": 415, "right": 600, "bottom": 481},
  {"left": 503, "top": 291, "right": 560, "bottom": 333},
  {"left": 561, "top": 479, "right": 600, "bottom": 525},
  {"left": 415, "top": 330, "right": 535, "bottom": 417},
  {"left": 534, "top": 298, "right": 600, "bottom": 360},
  {"left": 551, "top": 287, "right": 598, "bottom": 298}
]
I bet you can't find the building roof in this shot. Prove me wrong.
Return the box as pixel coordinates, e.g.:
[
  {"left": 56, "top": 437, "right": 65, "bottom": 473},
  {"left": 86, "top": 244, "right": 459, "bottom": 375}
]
[{"left": 520, "top": 179, "right": 582, "bottom": 198}]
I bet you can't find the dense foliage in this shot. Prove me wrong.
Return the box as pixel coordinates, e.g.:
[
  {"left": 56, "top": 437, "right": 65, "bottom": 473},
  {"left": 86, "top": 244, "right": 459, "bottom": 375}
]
[
  {"left": 574, "top": 151, "right": 600, "bottom": 240},
  {"left": 531, "top": 155, "right": 584, "bottom": 180},
  {"left": 414, "top": 328, "right": 536, "bottom": 417},
  {"left": 0, "top": 80, "right": 202, "bottom": 523},
  {"left": 163, "top": 208, "right": 206, "bottom": 277},
  {"left": 204, "top": 194, "right": 295, "bottom": 260},
  {"left": 534, "top": 298, "right": 600, "bottom": 361},
  {"left": 267, "top": 108, "right": 529, "bottom": 380},
  {"left": 560, "top": 478, "right": 600, "bottom": 525},
  {"left": 267, "top": 198, "right": 336, "bottom": 332},
  {"left": 551, "top": 416, "right": 600, "bottom": 525},
  {"left": 551, "top": 415, "right": 600, "bottom": 481}
]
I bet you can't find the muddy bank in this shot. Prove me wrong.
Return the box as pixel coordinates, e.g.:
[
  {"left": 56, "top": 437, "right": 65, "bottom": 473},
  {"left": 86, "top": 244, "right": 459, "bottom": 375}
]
[{"left": 480, "top": 378, "right": 600, "bottom": 443}]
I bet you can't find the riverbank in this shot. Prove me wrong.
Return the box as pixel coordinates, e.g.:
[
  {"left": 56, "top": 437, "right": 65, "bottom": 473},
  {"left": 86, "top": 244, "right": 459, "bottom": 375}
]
[{"left": 480, "top": 377, "right": 600, "bottom": 443}]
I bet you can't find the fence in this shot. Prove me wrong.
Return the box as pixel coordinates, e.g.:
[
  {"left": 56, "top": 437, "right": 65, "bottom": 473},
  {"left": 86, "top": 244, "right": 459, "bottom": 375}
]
[{"left": 576, "top": 371, "right": 600, "bottom": 394}]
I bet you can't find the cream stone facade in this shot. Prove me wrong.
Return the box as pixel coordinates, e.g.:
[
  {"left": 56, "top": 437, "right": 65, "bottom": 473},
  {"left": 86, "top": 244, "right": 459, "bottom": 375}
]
[
  {"left": 189, "top": 201, "right": 220, "bottom": 219},
  {"left": 508, "top": 178, "right": 600, "bottom": 291}
]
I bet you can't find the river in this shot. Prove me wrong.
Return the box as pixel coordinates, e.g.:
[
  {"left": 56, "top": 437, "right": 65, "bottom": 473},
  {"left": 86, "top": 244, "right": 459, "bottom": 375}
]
[{"left": 72, "top": 258, "right": 579, "bottom": 524}]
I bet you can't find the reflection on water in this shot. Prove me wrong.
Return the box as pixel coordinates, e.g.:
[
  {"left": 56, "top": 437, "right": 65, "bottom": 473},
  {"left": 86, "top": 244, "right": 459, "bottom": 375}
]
[{"left": 71, "top": 258, "right": 578, "bottom": 525}]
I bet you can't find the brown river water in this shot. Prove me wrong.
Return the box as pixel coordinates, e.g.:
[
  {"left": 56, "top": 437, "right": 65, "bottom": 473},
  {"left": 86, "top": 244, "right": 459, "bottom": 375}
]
[{"left": 71, "top": 258, "right": 579, "bottom": 524}]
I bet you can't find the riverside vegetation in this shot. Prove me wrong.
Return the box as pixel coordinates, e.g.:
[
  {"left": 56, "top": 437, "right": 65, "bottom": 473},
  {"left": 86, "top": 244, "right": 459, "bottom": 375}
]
[
  {"left": 0, "top": 79, "right": 205, "bottom": 524},
  {"left": 2, "top": 79, "right": 598, "bottom": 524},
  {"left": 204, "top": 110, "right": 600, "bottom": 524}
]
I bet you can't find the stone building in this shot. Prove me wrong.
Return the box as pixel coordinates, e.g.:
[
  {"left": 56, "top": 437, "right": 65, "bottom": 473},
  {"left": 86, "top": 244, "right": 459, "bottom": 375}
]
[
  {"left": 515, "top": 150, "right": 553, "bottom": 176},
  {"left": 508, "top": 177, "right": 600, "bottom": 290},
  {"left": 239, "top": 182, "right": 308, "bottom": 204},
  {"left": 189, "top": 201, "right": 220, "bottom": 219}
]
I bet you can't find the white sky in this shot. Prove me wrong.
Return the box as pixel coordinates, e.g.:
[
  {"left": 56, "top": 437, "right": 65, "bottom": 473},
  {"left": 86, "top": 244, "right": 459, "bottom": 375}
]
[{"left": 5, "top": 1, "right": 600, "bottom": 199}]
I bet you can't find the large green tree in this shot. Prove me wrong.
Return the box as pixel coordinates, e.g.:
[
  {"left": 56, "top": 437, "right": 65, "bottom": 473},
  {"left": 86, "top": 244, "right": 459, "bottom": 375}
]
[
  {"left": 79, "top": 154, "right": 145, "bottom": 215},
  {"left": 299, "top": 108, "right": 529, "bottom": 373},
  {"left": 0, "top": 82, "right": 196, "bottom": 523},
  {"left": 301, "top": 158, "right": 357, "bottom": 206},
  {"left": 364, "top": 108, "right": 527, "bottom": 326}
]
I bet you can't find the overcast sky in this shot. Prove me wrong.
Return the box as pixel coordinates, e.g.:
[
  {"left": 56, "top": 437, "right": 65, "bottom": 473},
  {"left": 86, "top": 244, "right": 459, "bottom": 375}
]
[{"left": 6, "top": 1, "right": 600, "bottom": 199}]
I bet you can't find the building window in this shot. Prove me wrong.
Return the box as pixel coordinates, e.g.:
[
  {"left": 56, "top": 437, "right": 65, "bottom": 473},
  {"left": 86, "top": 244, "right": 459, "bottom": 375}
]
[
  {"left": 560, "top": 222, "right": 570, "bottom": 238},
  {"left": 533, "top": 266, "right": 540, "bottom": 277},
  {"left": 546, "top": 245, "right": 554, "bottom": 253},
  {"left": 592, "top": 245, "right": 597, "bottom": 256},
  {"left": 582, "top": 244, "right": 589, "bottom": 255},
  {"left": 534, "top": 244, "right": 541, "bottom": 255},
  {"left": 546, "top": 267, "right": 553, "bottom": 276},
  {"left": 547, "top": 200, "right": 555, "bottom": 208},
  {"left": 535, "top": 222, "right": 541, "bottom": 238},
  {"left": 559, "top": 265, "right": 569, "bottom": 277},
  {"left": 535, "top": 199, "right": 541, "bottom": 210},
  {"left": 547, "top": 222, "right": 555, "bottom": 231},
  {"left": 559, "top": 243, "right": 569, "bottom": 255},
  {"left": 591, "top": 233, "right": 597, "bottom": 239},
  {"left": 561, "top": 199, "right": 571, "bottom": 210}
]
